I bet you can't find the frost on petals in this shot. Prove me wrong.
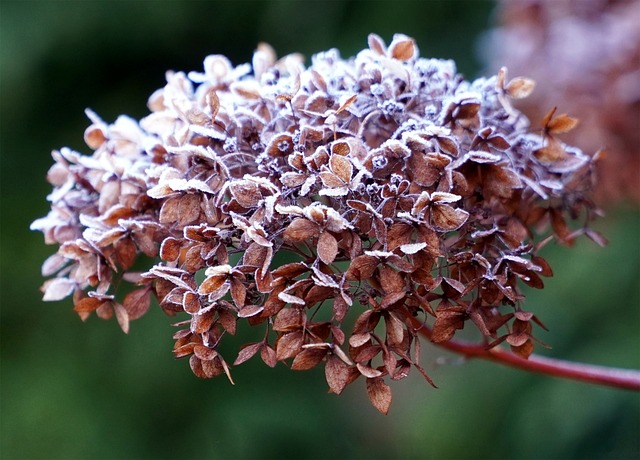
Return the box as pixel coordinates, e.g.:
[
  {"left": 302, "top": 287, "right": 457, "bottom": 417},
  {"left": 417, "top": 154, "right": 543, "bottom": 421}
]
[{"left": 31, "top": 33, "right": 600, "bottom": 414}]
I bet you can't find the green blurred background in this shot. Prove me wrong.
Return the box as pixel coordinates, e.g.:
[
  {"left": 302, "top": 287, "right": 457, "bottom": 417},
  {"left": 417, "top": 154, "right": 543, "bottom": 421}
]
[{"left": 1, "top": 1, "right": 638, "bottom": 459}]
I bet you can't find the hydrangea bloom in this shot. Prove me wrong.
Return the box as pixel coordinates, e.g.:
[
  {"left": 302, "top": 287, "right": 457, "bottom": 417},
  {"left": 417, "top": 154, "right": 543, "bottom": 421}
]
[{"left": 32, "top": 34, "right": 601, "bottom": 413}]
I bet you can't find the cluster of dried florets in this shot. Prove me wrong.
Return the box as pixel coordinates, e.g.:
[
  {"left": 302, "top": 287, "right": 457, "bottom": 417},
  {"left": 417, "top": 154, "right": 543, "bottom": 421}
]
[
  {"left": 484, "top": 0, "right": 640, "bottom": 204},
  {"left": 32, "top": 34, "right": 601, "bottom": 414}
]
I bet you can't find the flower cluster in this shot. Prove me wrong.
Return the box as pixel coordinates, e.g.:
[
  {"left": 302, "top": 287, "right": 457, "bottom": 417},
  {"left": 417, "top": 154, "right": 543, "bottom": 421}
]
[
  {"left": 32, "top": 34, "right": 601, "bottom": 413},
  {"left": 483, "top": 0, "right": 640, "bottom": 204}
]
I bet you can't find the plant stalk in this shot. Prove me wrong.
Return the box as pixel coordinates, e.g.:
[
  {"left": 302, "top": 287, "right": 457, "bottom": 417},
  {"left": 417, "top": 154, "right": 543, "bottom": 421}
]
[{"left": 409, "top": 318, "right": 640, "bottom": 391}]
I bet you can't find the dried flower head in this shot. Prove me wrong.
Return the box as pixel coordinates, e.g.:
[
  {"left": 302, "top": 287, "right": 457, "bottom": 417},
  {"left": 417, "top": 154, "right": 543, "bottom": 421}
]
[
  {"left": 483, "top": 0, "right": 640, "bottom": 204},
  {"left": 32, "top": 34, "right": 602, "bottom": 414}
]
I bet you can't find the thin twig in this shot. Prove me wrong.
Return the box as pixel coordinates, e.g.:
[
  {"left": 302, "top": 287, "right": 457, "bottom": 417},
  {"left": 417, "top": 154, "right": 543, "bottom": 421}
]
[{"left": 409, "top": 317, "right": 640, "bottom": 391}]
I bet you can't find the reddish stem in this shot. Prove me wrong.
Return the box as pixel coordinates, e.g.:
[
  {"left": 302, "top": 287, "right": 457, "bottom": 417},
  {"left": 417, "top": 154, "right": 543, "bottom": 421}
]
[{"left": 409, "top": 318, "right": 640, "bottom": 391}]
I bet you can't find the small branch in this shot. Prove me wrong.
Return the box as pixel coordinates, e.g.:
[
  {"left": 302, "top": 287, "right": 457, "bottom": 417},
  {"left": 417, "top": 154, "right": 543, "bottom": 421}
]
[{"left": 409, "top": 318, "right": 640, "bottom": 391}]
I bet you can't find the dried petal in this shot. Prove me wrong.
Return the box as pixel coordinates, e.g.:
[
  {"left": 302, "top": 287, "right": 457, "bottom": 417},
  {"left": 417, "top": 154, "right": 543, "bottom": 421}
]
[
  {"left": 357, "top": 363, "right": 383, "bottom": 378},
  {"left": 345, "top": 255, "right": 378, "bottom": 281},
  {"left": 366, "top": 377, "right": 392, "bottom": 415},
  {"left": 329, "top": 154, "right": 353, "bottom": 183},
  {"left": 431, "top": 205, "right": 469, "bottom": 231},
  {"left": 237, "top": 304, "right": 264, "bottom": 318},
  {"left": 291, "top": 348, "right": 328, "bottom": 370},
  {"left": 506, "top": 77, "right": 535, "bottom": 99},
  {"left": 113, "top": 302, "right": 130, "bottom": 334},
  {"left": 317, "top": 231, "right": 339, "bottom": 265},
  {"left": 325, "top": 354, "right": 350, "bottom": 394},
  {"left": 233, "top": 342, "right": 262, "bottom": 365},
  {"left": 261, "top": 344, "right": 277, "bottom": 368},
  {"left": 388, "top": 34, "right": 416, "bottom": 61},
  {"left": 122, "top": 287, "right": 152, "bottom": 320},
  {"left": 283, "top": 218, "right": 320, "bottom": 242},
  {"left": 276, "top": 331, "right": 304, "bottom": 360},
  {"left": 229, "top": 180, "right": 262, "bottom": 208}
]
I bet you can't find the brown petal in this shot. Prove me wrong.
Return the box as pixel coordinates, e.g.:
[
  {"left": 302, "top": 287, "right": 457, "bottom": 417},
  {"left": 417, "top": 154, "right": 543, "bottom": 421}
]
[
  {"left": 237, "top": 304, "right": 264, "bottom": 318},
  {"left": 114, "top": 237, "right": 137, "bottom": 270},
  {"left": 276, "top": 331, "right": 304, "bottom": 360},
  {"left": 266, "top": 133, "right": 294, "bottom": 157},
  {"left": 349, "top": 332, "right": 372, "bottom": 348},
  {"left": 366, "top": 377, "right": 392, "bottom": 415},
  {"left": 325, "top": 355, "right": 350, "bottom": 394},
  {"left": 95, "top": 228, "right": 127, "bottom": 248},
  {"left": 368, "top": 33, "right": 387, "bottom": 55},
  {"left": 510, "top": 339, "right": 534, "bottom": 359},
  {"left": 387, "top": 223, "right": 413, "bottom": 251},
  {"left": 114, "top": 302, "right": 130, "bottom": 334},
  {"left": 506, "top": 77, "right": 535, "bottom": 99},
  {"left": 243, "top": 243, "right": 269, "bottom": 267},
  {"left": 281, "top": 172, "right": 308, "bottom": 188},
  {"left": 229, "top": 181, "right": 262, "bottom": 208},
  {"left": 192, "top": 310, "right": 216, "bottom": 334},
  {"left": 431, "top": 307, "right": 466, "bottom": 343},
  {"left": 182, "top": 291, "right": 201, "bottom": 314},
  {"left": 193, "top": 344, "right": 218, "bottom": 361},
  {"left": 283, "top": 218, "right": 320, "bottom": 243},
  {"left": 291, "top": 348, "right": 328, "bottom": 371},
  {"left": 319, "top": 171, "right": 345, "bottom": 189},
  {"left": 73, "top": 297, "right": 102, "bottom": 318},
  {"left": 357, "top": 363, "right": 383, "bottom": 378},
  {"left": 388, "top": 34, "right": 416, "bottom": 61},
  {"left": 123, "top": 287, "right": 152, "bottom": 320},
  {"left": 262, "top": 286, "right": 286, "bottom": 316},
  {"left": 431, "top": 204, "right": 469, "bottom": 231},
  {"left": 352, "top": 344, "right": 381, "bottom": 363},
  {"left": 233, "top": 342, "right": 262, "bottom": 365},
  {"left": 96, "top": 301, "right": 114, "bottom": 320},
  {"left": 160, "top": 194, "right": 201, "bottom": 227},
  {"left": 485, "top": 165, "right": 522, "bottom": 198},
  {"left": 272, "top": 262, "right": 309, "bottom": 279},
  {"left": 206, "top": 88, "right": 220, "bottom": 119},
  {"left": 379, "top": 266, "right": 405, "bottom": 294},
  {"left": 380, "top": 292, "right": 405, "bottom": 310},
  {"left": 261, "top": 344, "right": 277, "bottom": 368},
  {"left": 531, "top": 255, "right": 553, "bottom": 277},
  {"left": 345, "top": 255, "right": 378, "bottom": 281},
  {"left": 331, "top": 325, "right": 346, "bottom": 345},
  {"left": 435, "top": 136, "right": 459, "bottom": 156},
  {"left": 384, "top": 313, "right": 405, "bottom": 346},
  {"left": 230, "top": 278, "right": 247, "bottom": 309},
  {"left": 534, "top": 139, "right": 567, "bottom": 163},
  {"left": 329, "top": 154, "right": 353, "bottom": 183},
  {"left": 273, "top": 308, "right": 304, "bottom": 332},
  {"left": 547, "top": 113, "right": 579, "bottom": 134},
  {"left": 518, "top": 271, "right": 544, "bottom": 289},
  {"left": 218, "top": 309, "right": 237, "bottom": 335},
  {"left": 182, "top": 246, "right": 204, "bottom": 272},
  {"left": 332, "top": 295, "right": 349, "bottom": 322},
  {"left": 198, "top": 275, "right": 227, "bottom": 295},
  {"left": 84, "top": 124, "right": 107, "bottom": 149},
  {"left": 317, "top": 231, "right": 339, "bottom": 265}
]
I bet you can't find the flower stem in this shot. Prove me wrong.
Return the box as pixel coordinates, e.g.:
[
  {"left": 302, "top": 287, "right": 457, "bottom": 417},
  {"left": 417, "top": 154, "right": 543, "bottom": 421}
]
[{"left": 409, "top": 318, "right": 640, "bottom": 391}]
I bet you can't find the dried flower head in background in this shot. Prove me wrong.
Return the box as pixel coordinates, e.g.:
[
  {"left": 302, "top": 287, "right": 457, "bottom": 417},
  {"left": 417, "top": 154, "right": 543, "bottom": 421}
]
[
  {"left": 32, "top": 34, "right": 602, "bottom": 414},
  {"left": 483, "top": 0, "right": 640, "bottom": 204}
]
